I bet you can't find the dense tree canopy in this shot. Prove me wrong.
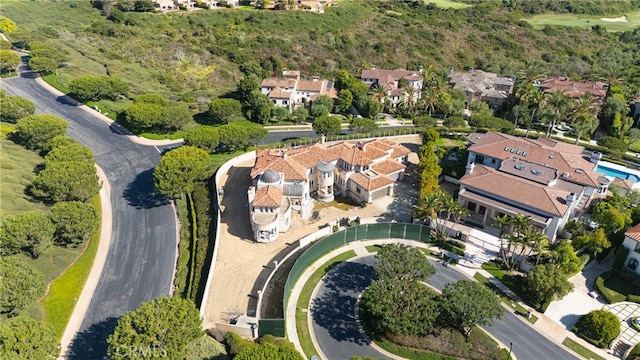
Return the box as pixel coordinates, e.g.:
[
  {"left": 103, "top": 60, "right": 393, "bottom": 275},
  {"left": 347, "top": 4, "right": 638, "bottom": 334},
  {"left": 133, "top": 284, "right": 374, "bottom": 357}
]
[
  {"left": 0, "top": 257, "right": 45, "bottom": 315},
  {"left": 153, "top": 146, "right": 210, "bottom": 198},
  {"left": 69, "top": 75, "right": 129, "bottom": 102},
  {"left": 44, "top": 142, "right": 94, "bottom": 163},
  {"left": 574, "top": 310, "right": 620, "bottom": 346},
  {"left": 552, "top": 240, "right": 581, "bottom": 274},
  {"left": 107, "top": 297, "right": 202, "bottom": 360},
  {"left": 49, "top": 201, "right": 99, "bottom": 247},
  {"left": 184, "top": 126, "right": 220, "bottom": 154},
  {"left": 375, "top": 244, "right": 435, "bottom": 282},
  {"left": 235, "top": 342, "right": 303, "bottom": 360},
  {"left": 0, "top": 211, "right": 55, "bottom": 258},
  {"left": 525, "top": 264, "right": 573, "bottom": 307},
  {"left": 42, "top": 135, "right": 79, "bottom": 153},
  {"left": 208, "top": 98, "right": 243, "bottom": 124},
  {"left": 28, "top": 56, "right": 57, "bottom": 75},
  {"left": 572, "top": 228, "right": 611, "bottom": 256},
  {"left": 0, "top": 316, "right": 59, "bottom": 359},
  {"left": 31, "top": 161, "right": 101, "bottom": 203},
  {"left": 134, "top": 93, "right": 168, "bottom": 107},
  {"left": 0, "top": 50, "right": 20, "bottom": 73},
  {"left": 0, "top": 96, "right": 35, "bottom": 123},
  {"left": 312, "top": 115, "right": 341, "bottom": 136},
  {"left": 14, "top": 114, "right": 68, "bottom": 150},
  {"left": 349, "top": 117, "right": 378, "bottom": 133},
  {"left": 440, "top": 280, "right": 503, "bottom": 337}
]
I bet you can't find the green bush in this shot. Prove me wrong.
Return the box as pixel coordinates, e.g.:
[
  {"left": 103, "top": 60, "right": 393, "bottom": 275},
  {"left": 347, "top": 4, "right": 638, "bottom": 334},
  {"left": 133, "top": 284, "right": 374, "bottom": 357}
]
[
  {"left": 628, "top": 343, "right": 640, "bottom": 360},
  {"left": 614, "top": 247, "right": 630, "bottom": 270},
  {"left": 597, "top": 136, "right": 628, "bottom": 154},
  {"left": 573, "top": 310, "right": 620, "bottom": 348},
  {"left": 627, "top": 295, "right": 640, "bottom": 304},
  {"left": 414, "top": 116, "right": 438, "bottom": 128},
  {"left": 595, "top": 273, "right": 626, "bottom": 303},
  {"left": 223, "top": 332, "right": 256, "bottom": 357}
]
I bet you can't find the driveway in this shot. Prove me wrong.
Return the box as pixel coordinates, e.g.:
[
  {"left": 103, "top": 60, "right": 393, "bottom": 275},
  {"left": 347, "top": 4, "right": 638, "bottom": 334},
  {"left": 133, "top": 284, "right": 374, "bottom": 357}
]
[
  {"left": 310, "top": 252, "right": 578, "bottom": 360},
  {"left": 1, "top": 70, "right": 177, "bottom": 359}
]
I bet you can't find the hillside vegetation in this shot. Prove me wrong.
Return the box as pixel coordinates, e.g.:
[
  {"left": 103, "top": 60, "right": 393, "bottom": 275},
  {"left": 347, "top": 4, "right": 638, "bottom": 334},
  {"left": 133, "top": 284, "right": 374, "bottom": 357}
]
[{"left": 1, "top": 0, "right": 639, "bottom": 111}]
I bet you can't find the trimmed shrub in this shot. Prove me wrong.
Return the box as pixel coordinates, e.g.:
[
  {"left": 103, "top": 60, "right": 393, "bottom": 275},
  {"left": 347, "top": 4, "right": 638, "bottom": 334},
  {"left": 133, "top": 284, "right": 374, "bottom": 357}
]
[
  {"left": 595, "top": 272, "right": 626, "bottom": 303},
  {"left": 223, "top": 332, "right": 256, "bottom": 357}
]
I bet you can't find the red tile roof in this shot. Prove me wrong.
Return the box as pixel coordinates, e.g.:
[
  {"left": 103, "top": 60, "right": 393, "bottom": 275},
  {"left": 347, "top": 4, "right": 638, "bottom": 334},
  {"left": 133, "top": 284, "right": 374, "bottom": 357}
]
[
  {"left": 538, "top": 76, "right": 607, "bottom": 99},
  {"left": 625, "top": 223, "right": 640, "bottom": 241},
  {"left": 253, "top": 186, "right": 283, "bottom": 207},
  {"left": 350, "top": 172, "right": 394, "bottom": 191},
  {"left": 372, "top": 159, "right": 405, "bottom": 175}
]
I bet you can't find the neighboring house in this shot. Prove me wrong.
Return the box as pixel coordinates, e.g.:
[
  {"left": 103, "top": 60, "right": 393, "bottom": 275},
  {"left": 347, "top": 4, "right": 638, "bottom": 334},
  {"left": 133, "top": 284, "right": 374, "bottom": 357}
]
[
  {"left": 361, "top": 67, "right": 423, "bottom": 108},
  {"left": 154, "top": 0, "right": 238, "bottom": 11},
  {"left": 248, "top": 138, "right": 410, "bottom": 242},
  {"left": 537, "top": 76, "right": 608, "bottom": 100},
  {"left": 447, "top": 67, "right": 514, "bottom": 111},
  {"left": 260, "top": 70, "right": 338, "bottom": 112},
  {"left": 622, "top": 223, "right": 640, "bottom": 275},
  {"left": 458, "top": 131, "right": 611, "bottom": 242}
]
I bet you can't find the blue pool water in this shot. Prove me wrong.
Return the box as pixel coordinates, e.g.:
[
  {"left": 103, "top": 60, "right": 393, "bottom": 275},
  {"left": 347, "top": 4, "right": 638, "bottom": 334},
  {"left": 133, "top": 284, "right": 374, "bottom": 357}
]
[{"left": 596, "top": 165, "right": 640, "bottom": 183}]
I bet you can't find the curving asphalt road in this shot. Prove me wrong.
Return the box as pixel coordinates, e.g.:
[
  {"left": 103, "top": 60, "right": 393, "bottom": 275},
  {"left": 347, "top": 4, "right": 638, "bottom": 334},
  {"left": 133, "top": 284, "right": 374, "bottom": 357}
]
[
  {"left": 311, "top": 254, "right": 579, "bottom": 360},
  {"left": 1, "top": 68, "right": 177, "bottom": 359}
]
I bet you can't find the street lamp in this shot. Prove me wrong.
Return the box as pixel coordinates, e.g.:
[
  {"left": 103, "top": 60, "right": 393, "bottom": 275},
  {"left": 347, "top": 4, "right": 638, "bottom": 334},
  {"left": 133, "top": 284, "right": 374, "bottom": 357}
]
[{"left": 506, "top": 342, "right": 513, "bottom": 360}]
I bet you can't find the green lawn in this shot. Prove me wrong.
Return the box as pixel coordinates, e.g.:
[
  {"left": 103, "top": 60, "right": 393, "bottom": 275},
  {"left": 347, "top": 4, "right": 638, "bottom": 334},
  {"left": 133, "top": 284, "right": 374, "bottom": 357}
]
[
  {"left": 365, "top": 245, "right": 382, "bottom": 253},
  {"left": 562, "top": 337, "right": 606, "bottom": 360},
  {"left": 0, "top": 137, "right": 49, "bottom": 218},
  {"left": 525, "top": 11, "right": 640, "bottom": 32},
  {"left": 296, "top": 250, "right": 357, "bottom": 359},
  {"left": 139, "top": 131, "right": 187, "bottom": 140},
  {"left": 422, "top": 0, "right": 472, "bottom": 9},
  {"left": 40, "top": 196, "right": 102, "bottom": 339}
]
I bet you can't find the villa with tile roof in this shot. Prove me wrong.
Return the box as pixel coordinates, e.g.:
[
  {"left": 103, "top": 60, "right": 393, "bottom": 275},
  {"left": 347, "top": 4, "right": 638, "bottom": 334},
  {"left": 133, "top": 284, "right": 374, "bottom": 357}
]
[
  {"left": 360, "top": 67, "right": 423, "bottom": 108},
  {"left": 537, "top": 76, "right": 608, "bottom": 100},
  {"left": 458, "top": 131, "right": 611, "bottom": 242},
  {"left": 260, "top": 70, "right": 338, "bottom": 112},
  {"left": 623, "top": 223, "right": 640, "bottom": 275},
  {"left": 247, "top": 138, "right": 411, "bottom": 242},
  {"left": 447, "top": 68, "right": 514, "bottom": 110}
]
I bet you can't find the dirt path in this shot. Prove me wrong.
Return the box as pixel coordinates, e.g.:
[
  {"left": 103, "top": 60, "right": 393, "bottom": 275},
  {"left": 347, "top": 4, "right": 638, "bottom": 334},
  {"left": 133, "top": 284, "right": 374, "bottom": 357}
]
[{"left": 203, "top": 135, "right": 421, "bottom": 326}]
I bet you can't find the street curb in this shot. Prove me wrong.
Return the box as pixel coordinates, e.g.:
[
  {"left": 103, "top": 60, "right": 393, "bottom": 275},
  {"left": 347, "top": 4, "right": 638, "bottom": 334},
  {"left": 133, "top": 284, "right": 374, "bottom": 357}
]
[{"left": 58, "top": 165, "right": 112, "bottom": 359}]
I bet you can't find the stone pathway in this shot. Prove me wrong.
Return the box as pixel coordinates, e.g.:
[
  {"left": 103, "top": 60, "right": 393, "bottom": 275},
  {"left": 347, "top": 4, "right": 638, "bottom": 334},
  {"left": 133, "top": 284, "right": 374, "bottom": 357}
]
[{"left": 604, "top": 302, "right": 640, "bottom": 351}]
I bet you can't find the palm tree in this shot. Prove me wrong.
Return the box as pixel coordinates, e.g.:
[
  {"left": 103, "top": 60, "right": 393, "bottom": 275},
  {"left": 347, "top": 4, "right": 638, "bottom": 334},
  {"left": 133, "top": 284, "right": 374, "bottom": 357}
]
[
  {"left": 515, "top": 60, "right": 544, "bottom": 87},
  {"left": 422, "top": 87, "right": 440, "bottom": 117},
  {"left": 519, "top": 86, "right": 547, "bottom": 138},
  {"left": 355, "top": 61, "right": 373, "bottom": 76},
  {"left": 599, "top": 66, "right": 625, "bottom": 87},
  {"left": 568, "top": 92, "right": 599, "bottom": 145},
  {"left": 511, "top": 104, "right": 525, "bottom": 133},
  {"left": 421, "top": 64, "right": 438, "bottom": 89},
  {"left": 370, "top": 84, "right": 388, "bottom": 103},
  {"left": 544, "top": 90, "right": 571, "bottom": 138}
]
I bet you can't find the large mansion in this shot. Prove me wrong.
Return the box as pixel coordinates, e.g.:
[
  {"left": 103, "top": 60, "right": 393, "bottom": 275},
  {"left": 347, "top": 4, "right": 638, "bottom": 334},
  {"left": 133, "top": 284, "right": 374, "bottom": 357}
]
[
  {"left": 247, "top": 138, "right": 411, "bottom": 242},
  {"left": 447, "top": 68, "right": 514, "bottom": 110},
  {"left": 459, "top": 131, "right": 611, "bottom": 242},
  {"left": 260, "top": 70, "right": 338, "bottom": 112},
  {"left": 360, "top": 67, "right": 424, "bottom": 108},
  {"left": 537, "top": 76, "right": 608, "bottom": 100}
]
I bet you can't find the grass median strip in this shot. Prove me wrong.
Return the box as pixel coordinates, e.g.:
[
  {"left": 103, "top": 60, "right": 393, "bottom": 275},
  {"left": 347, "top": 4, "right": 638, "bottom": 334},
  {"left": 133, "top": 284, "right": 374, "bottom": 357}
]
[
  {"left": 562, "top": 337, "right": 606, "bottom": 360},
  {"left": 296, "top": 250, "right": 357, "bottom": 359},
  {"left": 41, "top": 196, "right": 102, "bottom": 339}
]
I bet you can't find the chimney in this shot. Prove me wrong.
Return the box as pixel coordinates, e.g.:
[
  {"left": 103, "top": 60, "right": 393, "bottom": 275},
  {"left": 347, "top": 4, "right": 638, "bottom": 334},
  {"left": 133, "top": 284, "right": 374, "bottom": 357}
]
[
  {"left": 320, "top": 134, "right": 326, "bottom": 144},
  {"left": 468, "top": 67, "right": 474, "bottom": 73},
  {"left": 449, "top": 66, "right": 454, "bottom": 74},
  {"left": 372, "top": 64, "right": 376, "bottom": 70},
  {"left": 566, "top": 193, "right": 576, "bottom": 208},
  {"left": 465, "top": 162, "right": 475, "bottom": 175},
  {"left": 282, "top": 149, "right": 288, "bottom": 159},
  {"left": 419, "top": 65, "right": 423, "bottom": 74},
  {"left": 312, "top": 76, "right": 319, "bottom": 82},
  {"left": 282, "top": 68, "right": 287, "bottom": 77},
  {"left": 247, "top": 186, "right": 256, "bottom": 205}
]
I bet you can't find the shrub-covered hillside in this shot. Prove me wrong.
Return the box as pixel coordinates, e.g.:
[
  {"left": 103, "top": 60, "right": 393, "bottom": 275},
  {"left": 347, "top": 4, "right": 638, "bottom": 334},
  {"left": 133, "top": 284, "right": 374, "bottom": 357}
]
[{"left": 1, "top": 0, "right": 638, "bottom": 108}]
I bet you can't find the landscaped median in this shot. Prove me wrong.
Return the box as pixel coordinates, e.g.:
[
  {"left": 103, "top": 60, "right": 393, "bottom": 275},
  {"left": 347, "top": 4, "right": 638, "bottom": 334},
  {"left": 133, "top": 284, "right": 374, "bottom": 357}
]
[{"left": 41, "top": 195, "right": 101, "bottom": 339}]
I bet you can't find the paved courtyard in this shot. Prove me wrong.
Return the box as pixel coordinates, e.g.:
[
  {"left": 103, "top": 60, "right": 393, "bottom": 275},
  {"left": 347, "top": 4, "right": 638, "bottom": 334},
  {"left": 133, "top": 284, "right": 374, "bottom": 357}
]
[{"left": 604, "top": 302, "right": 640, "bottom": 351}]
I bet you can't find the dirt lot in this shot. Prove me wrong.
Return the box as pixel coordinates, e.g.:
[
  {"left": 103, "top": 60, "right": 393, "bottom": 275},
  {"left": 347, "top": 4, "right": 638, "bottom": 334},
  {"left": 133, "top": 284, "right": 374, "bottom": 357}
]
[{"left": 202, "top": 135, "right": 421, "bottom": 327}]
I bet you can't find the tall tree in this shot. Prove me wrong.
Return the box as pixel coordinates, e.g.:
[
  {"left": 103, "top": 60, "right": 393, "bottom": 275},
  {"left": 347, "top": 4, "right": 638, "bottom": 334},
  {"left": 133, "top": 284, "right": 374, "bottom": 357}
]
[
  {"left": 0, "top": 96, "right": 36, "bottom": 123},
  {"left": 525, "top": 264, "right": 573, "bottom": 308},
  {"left": 208, "top": 98, "right": 243, "bottom": 124},
  {"left": 544, "top": 90, "right": 571, "bottom": 138},
  {"left": 440, "top": 280, "right": 503, "bottom": 337},
  {"left": 153, "top": 146, "right": 209, "bottom": 198},
  {"left": 31, "top": 161, "right": 101, "bottom": 203},
  {"left": 375, "top": 244, "right": 435, "bottom": 282},
  {"left": 552, "top": 240, "right": 581, "bottom": 274},
  {"left": 574, "top": 310, "right": 620, "bottom": 345},
  {"left": 0, "top": 257, "right": 45, "bottom": 315},
  {"left": 518, "top": 85, "right": 546, "bottom": 138},
  {"left": 0, "top": 50, "right": 20, "bottom": 73},
  {"left": 107, "top": 297, "right": 202, "bottom": 360},
  {"left": 49, "top": 201, "right": 99, "bottom": 247},
  {"left": 337, "top": 89, "right": 353, "bottom": 114},
  {"left": 0, "top": 316, "right": 59, "bottom": 359},
  {"left": 312, "top": 115, "right": 341, "bottom": 136},
  {"left": 0, "top": 211, "right": 55, "bottom": 258},
  {"left": 14, "top": 114, "right": 68, "bottom": 150},
  {"left": 184, "top": 126, "right": 220, "bottom": 154},
  {"left": 568, "top": 92, "right": 599, "bottom": 145}
]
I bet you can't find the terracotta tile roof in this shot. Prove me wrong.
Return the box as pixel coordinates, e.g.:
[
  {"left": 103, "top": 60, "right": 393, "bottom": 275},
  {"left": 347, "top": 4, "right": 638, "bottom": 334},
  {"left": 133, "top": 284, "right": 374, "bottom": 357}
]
[
  {"left": 625, "top": 223, "right": 640, "bottom": 241},
  {"left": 459, "top": 164, "right": 575, "bottom": 216},
  {"left": 268, "top": 87, "right": 294, "bottom": 99},
  {"left": 612, "top": 177, "right": 634, "bottom": 191},
  {"left": 349, "top": 172, "right": 394, "bottom": 191},
  {"left": 468, "top": 131, "right": 597, "bottom": 187},
  {"left": 391, "top": 144, "right": 411, "bottom": 159},
  {"left": 372, "top": 159, "right": 405, "bottom": 175},
  {"left": 539, "top": 76, "right": 607, "bottom": 99},
  {"left": 251, "top": 149, "right": 307, "bottom": 180},
  {"left": 342, "top": 146, "right": 374, "bottom": 166},
  {"left": 253, "top": 185, "right": 282, "bottom": 207},
  {"left": 261, "top": 78, "right": 297, "bottom": 89},
  {"left": 361, "top": 68, "right": 422, "bottom": 83},
  {"left": 296, "top": 80, "right": 324, "bottom": 92}
]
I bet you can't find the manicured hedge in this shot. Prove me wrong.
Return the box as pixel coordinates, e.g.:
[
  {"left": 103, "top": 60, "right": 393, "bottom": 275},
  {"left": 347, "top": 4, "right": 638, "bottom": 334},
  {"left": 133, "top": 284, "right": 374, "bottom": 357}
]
[{"left": 595, "top": 270, "right": 626, "bottom": 303}]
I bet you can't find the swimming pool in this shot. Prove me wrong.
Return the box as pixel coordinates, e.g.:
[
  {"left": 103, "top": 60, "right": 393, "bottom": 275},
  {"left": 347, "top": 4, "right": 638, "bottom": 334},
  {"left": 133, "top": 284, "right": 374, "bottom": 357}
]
[{"left": 596, "top": 164, "right": 640, "bottom": 183}]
